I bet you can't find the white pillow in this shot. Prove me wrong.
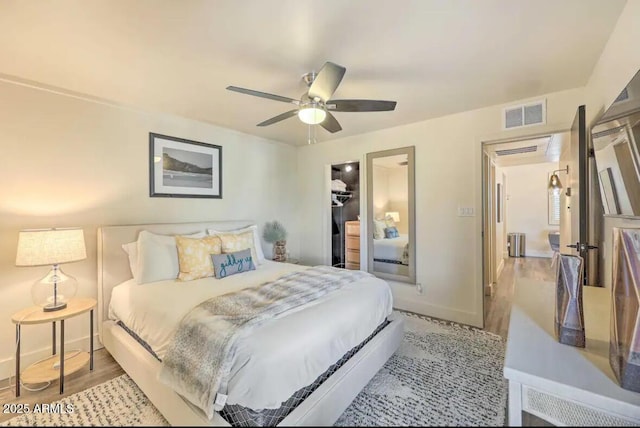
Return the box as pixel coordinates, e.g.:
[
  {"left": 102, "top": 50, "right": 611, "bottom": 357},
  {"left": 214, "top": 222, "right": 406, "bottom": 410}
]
[
  {"left": 207, "top": 224, "right": 265, "bottom": 264},
  {"left": 373, "top": 219, "right": 386, "bottom": 240},
  {"left": 124, "top": 230, "right": 205, "bottom": 284},
  {"left": 121, "top": 241, "right": 138, "bottom": 279}
]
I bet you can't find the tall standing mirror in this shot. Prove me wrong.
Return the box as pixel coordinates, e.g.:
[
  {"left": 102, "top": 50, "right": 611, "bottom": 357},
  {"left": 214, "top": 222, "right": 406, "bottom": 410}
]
[
  {"left": 592, "top": 69, "right": 640, "bottom": 217},
  {"left": 366, "top": 146, "right": 416, "bottom": 283}
]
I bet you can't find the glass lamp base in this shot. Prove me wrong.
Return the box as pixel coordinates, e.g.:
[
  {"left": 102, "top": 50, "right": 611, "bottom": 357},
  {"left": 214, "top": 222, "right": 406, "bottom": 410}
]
[
  {"left": 43, "top": 302, "right": 67, "bottom": 312},
  {"left": 32, "top": 264, "right": 77, "bottom": 312}
]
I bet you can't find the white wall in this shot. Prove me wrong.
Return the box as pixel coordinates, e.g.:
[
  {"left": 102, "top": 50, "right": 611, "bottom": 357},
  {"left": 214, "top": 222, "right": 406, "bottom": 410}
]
[
  {"left": 386, "top": 167, "right": 409, "bottom": 234},
  {"left": 0, "top": 80, "right": 299, "bottom": 379},
  {"left": 372, "top": 164, "right": 390, "bottom": 218},
  {"left": 503, "top": 162, "right": 559, "bottom": 258},
  {"left": 297, "top": 86, "right": 584, "bottom": 328},
  {"left": 583, "top": 0, "right": 640, "bottom": 288}
]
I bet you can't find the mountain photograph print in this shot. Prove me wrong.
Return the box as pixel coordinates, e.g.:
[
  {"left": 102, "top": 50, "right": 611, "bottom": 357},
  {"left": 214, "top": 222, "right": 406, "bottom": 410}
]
[{"left": 149, "top": 133, "right": 222, "bottom": 198}]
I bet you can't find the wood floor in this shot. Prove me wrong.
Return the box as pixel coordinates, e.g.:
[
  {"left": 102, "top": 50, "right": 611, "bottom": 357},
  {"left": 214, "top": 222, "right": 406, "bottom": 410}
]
[
  {"left": 0, "top": 349, "right": 124, "bottom": 423},
  {"left": 484, "top": 256, "right": 556, "bottom": 427},
  {"left": 0, "top": 257, "right": 553, "bottom": 424},
  {"left": 484, "top": 256, "right": 555, "bottom": 339}
]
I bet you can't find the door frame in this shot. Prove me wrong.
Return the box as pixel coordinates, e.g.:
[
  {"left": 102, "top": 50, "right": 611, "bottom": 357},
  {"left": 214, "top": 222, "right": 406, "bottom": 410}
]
[
  {"left": 323, "top": 159, "right": 363, "bottom": 269},
  {"left": 482, "top": 153, "right": 496, "bottom": 296},
  {"left": 481, "top": 129, "right": 570, "bottom": 322}
]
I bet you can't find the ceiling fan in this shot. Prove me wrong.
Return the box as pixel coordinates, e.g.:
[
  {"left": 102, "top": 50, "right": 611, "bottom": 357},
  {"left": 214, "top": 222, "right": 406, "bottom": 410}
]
[{"left": 226, "top": 61, "right": 397, "bottom": 133}]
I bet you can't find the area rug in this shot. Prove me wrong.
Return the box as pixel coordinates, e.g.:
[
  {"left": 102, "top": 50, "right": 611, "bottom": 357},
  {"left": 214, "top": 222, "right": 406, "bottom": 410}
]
[{"left": 2, "top": 312, "right": 507, "bottom": 427}]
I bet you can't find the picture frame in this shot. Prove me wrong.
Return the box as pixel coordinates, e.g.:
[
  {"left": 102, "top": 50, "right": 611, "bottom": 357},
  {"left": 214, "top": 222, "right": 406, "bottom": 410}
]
[{"left": 149, "top": 133, "right": 222, "bottom": 198}]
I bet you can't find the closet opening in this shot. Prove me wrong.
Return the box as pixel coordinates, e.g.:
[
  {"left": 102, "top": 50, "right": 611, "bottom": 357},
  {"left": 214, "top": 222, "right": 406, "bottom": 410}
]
[{"left": 331, "top": 161, "right": 360, "bottom": 269}]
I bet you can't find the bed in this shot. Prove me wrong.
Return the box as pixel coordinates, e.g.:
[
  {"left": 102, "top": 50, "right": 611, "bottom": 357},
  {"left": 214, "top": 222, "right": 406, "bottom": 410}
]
[
  {"left": 372, "top": 234, "right": 409, "bottom": 276},
  {"left": 97, "top": 220, "right": 404, "bottom": 426}
]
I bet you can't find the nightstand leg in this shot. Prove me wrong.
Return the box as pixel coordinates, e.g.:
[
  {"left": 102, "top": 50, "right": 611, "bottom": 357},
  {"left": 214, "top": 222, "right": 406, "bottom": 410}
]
[
  {"left": 89, "top": 309, "right": 94, "bottom": 371},
  {"left": 52, "top": 321, "right": 56, "bottom": 355},
  {"left": 59, "top": 319, "right": 64, "bottom": 394},
  {"left": 15, "top": 324, "right": 20, "bottom": 397}
]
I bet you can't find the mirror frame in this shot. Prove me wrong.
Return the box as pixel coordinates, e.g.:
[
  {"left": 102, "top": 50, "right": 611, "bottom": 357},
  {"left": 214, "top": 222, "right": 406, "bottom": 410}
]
[
  {"left": 366, "top": 146, "right": 416, "bottom": 284},
  {"left": 591, "top": 111, "right": 640, "bottom": 219},
  {"left": 591, "top": 68, "right": 640, "bottom": 219}
]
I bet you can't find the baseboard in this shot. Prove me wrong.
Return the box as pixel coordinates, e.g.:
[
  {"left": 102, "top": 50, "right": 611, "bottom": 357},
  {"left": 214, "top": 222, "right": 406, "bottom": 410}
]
[
  {"left": 0, "top": 333, "right": 103, "bottom": 382},
  {"left": 524, "top": 250, "right": 553, "bottom": 258},
  {"left": 496, "top": 258, "right": 505, "bottom": 279},
  {"left": 484, "top": 283, "right": 495, "bottom": 297},
  {"left": 390, "top": 286, "right": 482, "bottom": 328}
]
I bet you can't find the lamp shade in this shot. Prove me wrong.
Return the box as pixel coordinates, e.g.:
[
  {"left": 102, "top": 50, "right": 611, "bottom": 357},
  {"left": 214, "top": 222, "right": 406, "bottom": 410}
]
[
  {"left": 16, "top": 228, "right": 87, "bottom": 267},
  {"left": 385, "top": 211, "right": 400, "bottom": 223},
  {"left": 548, "top": 173, "right": 563, "bottom": 193},
  {"left": 298, "top": 106, "right": 327, "bottom": 125}
]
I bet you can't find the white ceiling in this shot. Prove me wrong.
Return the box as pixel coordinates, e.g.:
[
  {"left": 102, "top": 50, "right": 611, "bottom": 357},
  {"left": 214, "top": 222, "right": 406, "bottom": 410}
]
[
  {"left": 0, "top": 0, "right": 626, "bottom": 146},
  {"left": 373, "top": 154, "right": 408, "bottom": 169},
  {"left": 485, "top": 133, "right": 568, "bottom": 167}
]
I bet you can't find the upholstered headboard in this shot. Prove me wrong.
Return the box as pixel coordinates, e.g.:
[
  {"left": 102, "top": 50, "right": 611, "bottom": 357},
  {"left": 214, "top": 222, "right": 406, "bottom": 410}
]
[{"left": 96, "top": 220, "right": 255, "bottom": 340}]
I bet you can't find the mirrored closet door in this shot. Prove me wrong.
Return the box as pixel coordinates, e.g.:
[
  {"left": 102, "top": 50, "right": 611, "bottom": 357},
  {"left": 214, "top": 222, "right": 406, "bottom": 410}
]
[{"left": 366, "top": 146, "right": 416, "bottom": 283}]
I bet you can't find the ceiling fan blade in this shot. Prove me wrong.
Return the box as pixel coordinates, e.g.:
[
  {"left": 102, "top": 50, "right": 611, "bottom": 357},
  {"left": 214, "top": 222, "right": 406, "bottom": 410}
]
[
  {"left": 319, "top": 111, "right": 342, "bottom": 133},
  {"left": 227, "top": 86, "right": 298, "bottom": 104},
  {"left": 327, "top": 99, "right": 397, "bottom": 112},
  {"left": 257, "top": 109, "right": 298, "bottom": 127},
  {"left": 308, "top": 62, "right": 346, "bottom": 103}
]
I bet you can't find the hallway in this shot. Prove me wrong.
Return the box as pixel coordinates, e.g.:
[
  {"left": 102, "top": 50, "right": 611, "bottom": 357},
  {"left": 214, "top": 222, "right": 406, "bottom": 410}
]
[{"left": 484, "top": 257, "right": 555, "bottom": 339}]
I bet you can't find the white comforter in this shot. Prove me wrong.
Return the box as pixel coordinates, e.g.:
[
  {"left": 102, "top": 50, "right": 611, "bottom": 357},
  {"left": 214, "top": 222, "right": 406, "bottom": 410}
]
[
  {"left": 373, "top": 234, "right": 408, "bottom": 263},
  {"left": 108, "top": 261, "right": 393, "bottom": 411}
]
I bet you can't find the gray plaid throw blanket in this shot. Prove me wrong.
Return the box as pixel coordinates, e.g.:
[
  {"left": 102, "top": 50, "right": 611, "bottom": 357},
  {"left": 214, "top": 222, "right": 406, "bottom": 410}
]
[
  {"left": 402, "top": 242, "right": 409, "bottom": 265},
  {"left": 158, "top": 265, "right": 372, "bottom": 419}
]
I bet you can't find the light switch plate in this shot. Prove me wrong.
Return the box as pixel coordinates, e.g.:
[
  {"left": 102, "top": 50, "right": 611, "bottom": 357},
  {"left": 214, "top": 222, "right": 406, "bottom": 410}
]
[{"left": 458, "top": 207, "right": 475, "bottom": 217}]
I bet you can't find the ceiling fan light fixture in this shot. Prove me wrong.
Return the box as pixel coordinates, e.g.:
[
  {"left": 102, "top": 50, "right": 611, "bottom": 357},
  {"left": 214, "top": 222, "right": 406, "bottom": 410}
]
[{"left": 298, "top": 105, "right": 326, "bottom": 125}]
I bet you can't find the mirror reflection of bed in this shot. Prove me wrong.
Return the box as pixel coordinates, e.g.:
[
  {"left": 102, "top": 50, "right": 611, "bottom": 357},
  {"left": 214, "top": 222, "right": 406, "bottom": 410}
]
[{"left": 366, "top": 146, "right": 416, "bottom": 283}]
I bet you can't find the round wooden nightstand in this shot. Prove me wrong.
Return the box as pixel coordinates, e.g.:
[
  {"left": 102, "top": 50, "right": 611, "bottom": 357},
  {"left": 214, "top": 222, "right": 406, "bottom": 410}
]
[{"left": 11, "top": 297, "right": 96, "bottom": 397}]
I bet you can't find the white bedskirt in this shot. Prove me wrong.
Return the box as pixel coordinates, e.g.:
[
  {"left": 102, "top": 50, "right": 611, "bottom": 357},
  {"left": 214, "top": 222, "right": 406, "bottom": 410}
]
[
  {"left": 373, "top": 234, "right": 408, "bottom": 263},
  {"left": 109, "top": 261, "right": 393, "bottom": 411}
]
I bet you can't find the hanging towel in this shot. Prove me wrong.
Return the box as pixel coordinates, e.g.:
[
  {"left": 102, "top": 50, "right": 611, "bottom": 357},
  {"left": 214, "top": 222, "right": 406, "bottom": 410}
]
[{"left": 331, "top": 179, "right": 347, "bottom": 192}]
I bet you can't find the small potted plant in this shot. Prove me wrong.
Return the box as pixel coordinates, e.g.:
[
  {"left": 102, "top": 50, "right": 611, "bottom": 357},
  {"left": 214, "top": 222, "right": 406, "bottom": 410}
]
[{"left": 263, "top": 220, "right": 288, "bottom": 262}]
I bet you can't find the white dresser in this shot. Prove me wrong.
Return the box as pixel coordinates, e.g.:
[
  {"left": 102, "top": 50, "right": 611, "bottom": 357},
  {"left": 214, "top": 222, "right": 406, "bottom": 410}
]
[{"left": 504, "top": 279, "right": 640, "bottom": 426}]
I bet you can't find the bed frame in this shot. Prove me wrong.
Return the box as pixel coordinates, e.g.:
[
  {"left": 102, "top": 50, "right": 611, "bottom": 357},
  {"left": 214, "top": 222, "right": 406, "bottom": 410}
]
[{"left": 97, "top": 220, "right": 404, "bottom": 426}]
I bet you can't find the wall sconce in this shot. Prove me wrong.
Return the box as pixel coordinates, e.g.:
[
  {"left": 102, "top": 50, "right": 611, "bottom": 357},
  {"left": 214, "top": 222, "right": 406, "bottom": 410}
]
[{"left": 549, "top": 165, "right": 569, "bottom": 196}]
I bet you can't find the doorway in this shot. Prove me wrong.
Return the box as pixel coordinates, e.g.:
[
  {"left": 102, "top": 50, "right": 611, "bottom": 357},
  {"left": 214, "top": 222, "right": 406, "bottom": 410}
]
[
  {"left": 330, "top": 161, "right": 360, "bottom": 268},
  {"left": 482, "top": 131, "right": 568, "bottom": 329}
]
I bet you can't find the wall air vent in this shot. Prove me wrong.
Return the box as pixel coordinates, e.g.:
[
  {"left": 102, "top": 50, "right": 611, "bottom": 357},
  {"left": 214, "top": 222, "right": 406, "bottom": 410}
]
[
  {"left": 503, "top": 99, "right": 546, "bottom": 130},
  {"left": 495, "top": 145, "right": 538, "bottom": 156}
]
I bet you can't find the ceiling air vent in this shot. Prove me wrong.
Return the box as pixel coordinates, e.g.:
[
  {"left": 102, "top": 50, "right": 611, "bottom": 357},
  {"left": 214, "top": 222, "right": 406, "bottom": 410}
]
[
  {"left": 495, "top": 145, "right": 538, "bottom": 156},
  {"left": 503, "top": 99, "right": 546, "bottom": 130}
]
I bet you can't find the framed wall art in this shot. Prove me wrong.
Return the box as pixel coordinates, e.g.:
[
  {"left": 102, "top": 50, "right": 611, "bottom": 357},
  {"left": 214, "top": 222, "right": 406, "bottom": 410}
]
[{"left": 149, "top": 133, "right": 222, "bottom": 198}]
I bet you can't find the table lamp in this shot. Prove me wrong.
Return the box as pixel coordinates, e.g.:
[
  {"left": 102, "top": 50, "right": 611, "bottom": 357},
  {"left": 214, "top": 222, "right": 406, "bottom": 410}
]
[
  {"left": 15, "top": 228, "right": 86, "bottom": 312},
  {"left": 385, "top": 211, "right": 400, "bottom": 223}
]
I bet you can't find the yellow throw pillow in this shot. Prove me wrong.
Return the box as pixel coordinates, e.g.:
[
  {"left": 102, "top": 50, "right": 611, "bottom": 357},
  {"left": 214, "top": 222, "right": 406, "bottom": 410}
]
[
  {"left": 218, "top": 231, "right": 258, "bottom": 264},
  {"left": 176, "top": 235, "right": 222, "bottom": 281},
  {"left": 384, "top": 215, "right": 397, "bottom": 228}
]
